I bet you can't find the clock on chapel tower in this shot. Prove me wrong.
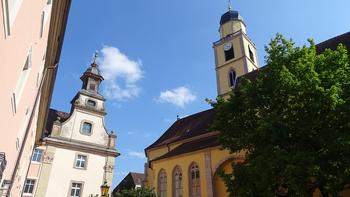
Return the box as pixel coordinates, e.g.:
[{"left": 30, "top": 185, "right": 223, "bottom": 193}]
[{"left": 213, "top": 5, "right": 259, "bottom": 97}]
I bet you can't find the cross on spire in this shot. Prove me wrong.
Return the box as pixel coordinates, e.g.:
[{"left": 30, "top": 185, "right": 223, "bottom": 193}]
[
  {"left": 228, "top": 0, "right": 232, "bottom": 11},
  {"left": 92, "top": 50, "right": 98, "bottom": 63}
]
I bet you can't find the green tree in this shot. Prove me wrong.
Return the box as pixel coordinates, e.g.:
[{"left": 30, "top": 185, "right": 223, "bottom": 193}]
[
  {"left": 212, "top": 34, "right": 350, "bottom": 196},
  {"left": 113, "top": 187, "right": 156, "bottom": 197}
]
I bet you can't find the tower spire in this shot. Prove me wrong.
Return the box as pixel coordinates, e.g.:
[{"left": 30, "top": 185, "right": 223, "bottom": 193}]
[{"left": 228, "top": 0, "right": 232, "bottom": 11}]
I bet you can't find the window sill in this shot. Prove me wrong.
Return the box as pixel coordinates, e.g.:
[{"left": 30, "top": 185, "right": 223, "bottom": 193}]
[{"left": 73, "top": 166, "right": 87, "bottom": 170}]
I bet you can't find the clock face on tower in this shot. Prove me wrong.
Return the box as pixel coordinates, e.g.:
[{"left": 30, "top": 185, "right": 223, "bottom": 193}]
[{"left": 224, "top": 42, "right": 233, "bottom": 51}]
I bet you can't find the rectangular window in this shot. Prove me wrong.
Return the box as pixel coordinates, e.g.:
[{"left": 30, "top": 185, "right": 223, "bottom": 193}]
[
  {"left": 89, "top": 84, "right": 96, "bottom": 91},
  {"left": 86, "top": 100, "right": 96, "bottom": 108},
  {"left": 23, "top": 179, "right": 35, "bottom": 194},
  {"left": 70, "top": 182, "right": 82, "bottom": 197},
  {"left": 1, "top": 0, "right": 10, "bottom": 36},
  {"left": 81, "top": 122, "right": 92, "bottom": 135},
  {"left": 39, "top": 11, "right": 44, "bottom": 38},
  {"left": 15, "top": 138, "right": 19, "bottom": 150},
  {"left": 32, "top": 149, "right": 43, "bottom": 162},
  {"left": 2, "top": 0, "right": 24, "bottom": 36},
  {"left": 14, "top": 52, "right": 32, "bottom": 107},
  {"left": 74, "top": 155, "right": 87, "bottom": 169},
  {"left": 11, "top": 93, "right": 16, "bottom": 114}
]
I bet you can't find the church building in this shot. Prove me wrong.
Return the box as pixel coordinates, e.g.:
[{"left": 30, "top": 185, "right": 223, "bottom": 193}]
[
  {"left": 144, "top": 5, "right": 350, "bottom": 197},
  {"left": 144, "top": 7, "right": 257, "bottom": 197},
  {"left": 23, "top": 61, "right": 119, "bottom": 197}
]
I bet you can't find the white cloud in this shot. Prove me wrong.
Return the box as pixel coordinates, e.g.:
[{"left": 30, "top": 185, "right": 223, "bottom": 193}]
[
  {"left": 127, "top": 151, "right": 146, "bottom": 159},
  {"left": 97, "top": 46, "right": 143, "bottom": 101},
  {"left": 157, "top": 86, "right": 196, "bottom": 107},
  {"left": 127, "top": 131, "right": 137, "bottom": 135}
]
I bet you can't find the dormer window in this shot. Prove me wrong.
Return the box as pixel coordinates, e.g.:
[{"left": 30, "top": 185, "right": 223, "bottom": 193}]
[
  {"left": 81, "top": 122, "right": 92, "bottom": 135},
  {"left": 229, "top": 69, "right": 236, "bottom": 87},
  {"left": 224, "top": 42, "right": 234, "bottom": 61},
  {"left": 86, "top": 100, "right": 96, "bottom": 108}
]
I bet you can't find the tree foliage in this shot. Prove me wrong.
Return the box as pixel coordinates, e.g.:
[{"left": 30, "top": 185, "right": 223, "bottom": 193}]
[
  {"left": 113, "top": 187, "right": 156, "bottom": 197},
  {"left": 212, "top": 34, "right": 350, "bottom": 196}
]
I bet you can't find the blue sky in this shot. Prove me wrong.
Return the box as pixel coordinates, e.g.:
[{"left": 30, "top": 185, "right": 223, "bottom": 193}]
[{"left": 51, "top": 0, "right": 350, "bottom": 187}]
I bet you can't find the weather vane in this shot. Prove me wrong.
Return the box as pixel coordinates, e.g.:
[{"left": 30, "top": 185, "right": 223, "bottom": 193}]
[
  {"left": 92, "top": 50, "right": 98, "bottom": 63},
  {"left": 228, "top": 0, "right": 232, "bottom": 11}
]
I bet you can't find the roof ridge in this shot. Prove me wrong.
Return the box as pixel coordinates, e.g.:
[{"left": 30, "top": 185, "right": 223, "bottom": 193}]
[
  {"left": 316, "top": 31, "right": 350, "bottom": 47},
  {"left": 49, "top": 108, "right": 69, "bottom": 115},
  {"left": 145, "top": 108, "right": 216, "bottom": 151}
]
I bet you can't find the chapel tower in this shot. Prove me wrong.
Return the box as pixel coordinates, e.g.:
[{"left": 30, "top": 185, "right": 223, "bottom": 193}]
[
  {"left": 25, "top": 60, "right": 119, "bottom": 197},
  {"left": 213, "top": 5, "right": 259, "bottom": 97}
]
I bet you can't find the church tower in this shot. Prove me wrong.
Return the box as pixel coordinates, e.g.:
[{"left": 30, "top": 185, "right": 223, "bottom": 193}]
[
  {"left": 213, "top": 5, "right": 259, "bottom": 97},
  {"left": 25, "top": 60, "right": 119, "bottom": 197}
]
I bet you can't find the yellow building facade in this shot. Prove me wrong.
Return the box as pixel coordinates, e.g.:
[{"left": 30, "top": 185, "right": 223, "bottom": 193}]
[
  {"left": 144, "top": 5, "right": 350, "bottom": 197},
  {"left": 144, "top": 8, "right": 256, "bottom": 197},
  {"left": 144, "top": 110, "right": 246, "bottom": 197}
]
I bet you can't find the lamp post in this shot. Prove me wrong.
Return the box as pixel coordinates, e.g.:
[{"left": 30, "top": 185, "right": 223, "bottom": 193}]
[{"left": 100, "top": 181, "right": 110, "bottom": 197}]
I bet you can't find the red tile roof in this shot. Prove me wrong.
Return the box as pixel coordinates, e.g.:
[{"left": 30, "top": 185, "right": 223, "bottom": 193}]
[
  {"left": 145, "top": 108, "right": 216, "bottom": 151},
  {"left": 45, "top": 108, "right": 70, "bottom": 136},
  {"left": 316, "top": 32, "right": 350, "bottom": 55},
  {"left": 152, "top": 134, "right": 221, "bottom": 162},
  {"left": 130, "top": 172, "right": 144, "bottom": 185},
  {"left": 113, "top": 172, "right": 144, "bottom": 193}
]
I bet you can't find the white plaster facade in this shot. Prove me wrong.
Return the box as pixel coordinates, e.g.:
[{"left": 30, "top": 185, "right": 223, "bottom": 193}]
[
  {"left": 59, "top": 108, "right": 108, "bottom": 146},
  {"left": 26, "top": 62, "right": 119, "bottom": 197},
  {"left": 44, "top": 148, "right": 107, "bottom": 197}
]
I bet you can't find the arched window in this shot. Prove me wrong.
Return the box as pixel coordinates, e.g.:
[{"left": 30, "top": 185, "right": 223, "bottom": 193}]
[
  {"left": 224, "top": 42, "right": 234, "bottom": 61},
  {"left": 173, "top": 166, "right": 183, "bottom": 197},
  {"left": 189, "top": 163, "right": 200, "bottom": 197},
  {"left": 229, "top": 69, "right": 236, "bottom": 87},
  {"left": 158, "top": 169, "right": 167, "bottom": 197},
  {"left": 248, "top": 45, "right": 255, "bottom": 63}
]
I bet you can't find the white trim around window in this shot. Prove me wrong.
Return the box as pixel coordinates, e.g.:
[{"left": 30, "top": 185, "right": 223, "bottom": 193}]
[
  {"left": 14, "top": 48, "right": 32, "bottom": 108},
  {"left": 80, "top": 121, "right": 93, "bottom": 136},
  {"left": 23, "top": 178, "right": 37, "bottom": 196},
  {"left": 1, "top": 0, "right": 10, "bottom": 37},
  {"left": 73, "top": 153, "right": 88, "bottom": 170},
  {"left": 68, "top": 181, "right": 84, "bottom": 197},
  {"left": 31, "top": 148, "right": 43, "bottom": 163}
]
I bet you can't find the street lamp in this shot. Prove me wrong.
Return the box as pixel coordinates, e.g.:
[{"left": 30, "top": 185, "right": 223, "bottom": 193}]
[{"left": 100, "top": 181, "right": 110, "bottom": 197}]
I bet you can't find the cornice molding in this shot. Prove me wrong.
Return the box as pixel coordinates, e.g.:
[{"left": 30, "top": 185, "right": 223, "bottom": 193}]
[{"left": 42, "top": 137, "right": 120, "bottom": 157}]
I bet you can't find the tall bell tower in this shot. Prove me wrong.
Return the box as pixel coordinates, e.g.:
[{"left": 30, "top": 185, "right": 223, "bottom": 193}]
[{"left": 213, "top": 4, "right": 259, "bottom": 97}]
